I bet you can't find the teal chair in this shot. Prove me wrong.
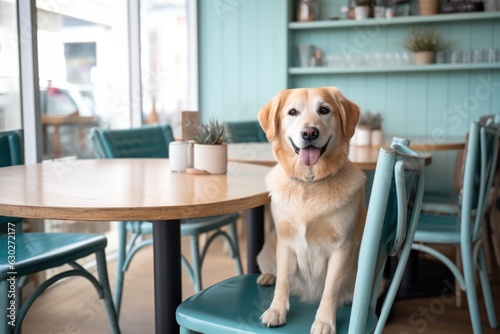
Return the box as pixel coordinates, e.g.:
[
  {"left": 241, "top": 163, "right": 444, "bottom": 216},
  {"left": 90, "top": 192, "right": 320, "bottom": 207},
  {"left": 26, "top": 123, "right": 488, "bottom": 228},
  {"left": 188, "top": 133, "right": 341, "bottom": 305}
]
[
  {"left": 0, "top": 130, "right": 24, "bottom": 233},
  {"left": 176, "top": 137, "right": 426, "bottom": 334},
  {"left": 90, "top": 124, "right": 243, "bottom": 316},
  {"left": 412, "top": 121, "right": 499, "bottom": 333},
  {"left": 225, "top": 121, "right": 267, "bottom": 143},
  {"left": 0, "top": 130, "right": 120, "bottom": 334}
]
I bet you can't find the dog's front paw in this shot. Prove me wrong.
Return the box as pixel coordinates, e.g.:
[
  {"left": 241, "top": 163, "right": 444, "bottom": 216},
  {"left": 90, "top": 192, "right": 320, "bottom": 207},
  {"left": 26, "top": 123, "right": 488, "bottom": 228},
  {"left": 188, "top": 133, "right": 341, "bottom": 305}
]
[
  {"left": 310, "top": 320, "right": 336, "bottom": 334},
  {"left": 260, "top": 307, "right": 287, "bottom": 327},
  {"left": 256, "top": 273, "right": 276, "bottom": 286}
]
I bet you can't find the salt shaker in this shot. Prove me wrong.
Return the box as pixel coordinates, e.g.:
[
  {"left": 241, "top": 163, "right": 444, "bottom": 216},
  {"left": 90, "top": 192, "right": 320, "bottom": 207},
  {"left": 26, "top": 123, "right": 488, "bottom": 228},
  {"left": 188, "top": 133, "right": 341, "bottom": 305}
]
[{"left": 169, "top": 141, "right": 188, "bottom": 172}]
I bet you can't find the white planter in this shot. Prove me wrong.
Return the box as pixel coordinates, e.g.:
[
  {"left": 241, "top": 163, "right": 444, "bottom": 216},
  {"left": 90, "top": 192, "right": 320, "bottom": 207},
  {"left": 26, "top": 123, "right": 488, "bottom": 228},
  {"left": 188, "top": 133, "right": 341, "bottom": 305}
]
[
  {"left": 194, "top": 144, "right": 228, "bottom": 174},
  {"left": 350, "top": 130, "right": 359, "bottom": 146},
  {"left": 371, "top": 129, "right": 384, "bottom": 146},
  {"left": 356, "top": 127, "right": 371, "bottom": 146},
  {"left": 415, "top": 51, "right": 434, "bottom": 65},
  {"left": 354, "top": 6, "right": 370, "bottom": 20}
]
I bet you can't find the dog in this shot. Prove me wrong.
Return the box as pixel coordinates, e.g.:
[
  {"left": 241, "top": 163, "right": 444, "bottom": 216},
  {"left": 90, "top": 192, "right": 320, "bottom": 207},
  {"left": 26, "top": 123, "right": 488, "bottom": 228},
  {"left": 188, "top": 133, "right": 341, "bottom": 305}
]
[{"left": 256, "top": 87, "right": 367, "bottom": 334}]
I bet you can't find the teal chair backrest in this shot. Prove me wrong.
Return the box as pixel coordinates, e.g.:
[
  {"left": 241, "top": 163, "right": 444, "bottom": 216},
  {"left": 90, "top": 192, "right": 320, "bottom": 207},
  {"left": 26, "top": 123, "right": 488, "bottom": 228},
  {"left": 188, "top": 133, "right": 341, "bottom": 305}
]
[
  {"left": 461, "top": 122, "right": 499, "bottom": 242},
  {"left": 0, "top": 130, "right": 23, "bottom": 167},
  {"left": 225, "top": 121, "right": 267, "bottom": 143},
  {"left": 0, "top": 130, "right": 24, "bottom": 227},
  {"left": 349, "top": 139, "right": 426, "bottom": 333},
  {"left": 91, "top": 124, "right": 175, "bottom": 159}
]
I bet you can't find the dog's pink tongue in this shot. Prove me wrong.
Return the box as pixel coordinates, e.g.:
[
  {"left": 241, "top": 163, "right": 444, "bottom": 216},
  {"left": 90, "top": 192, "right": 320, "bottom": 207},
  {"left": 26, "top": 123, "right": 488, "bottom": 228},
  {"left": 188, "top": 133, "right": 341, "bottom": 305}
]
[{"left": 299, "top": 147, "right": 321, "bottom": 166}]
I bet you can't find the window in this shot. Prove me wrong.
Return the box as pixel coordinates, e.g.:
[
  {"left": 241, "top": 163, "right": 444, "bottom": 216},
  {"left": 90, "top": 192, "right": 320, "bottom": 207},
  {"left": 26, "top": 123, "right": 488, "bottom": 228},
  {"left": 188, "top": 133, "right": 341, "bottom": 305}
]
[{"left": 0, "top": 0, "right": 21, "bottom": 132}]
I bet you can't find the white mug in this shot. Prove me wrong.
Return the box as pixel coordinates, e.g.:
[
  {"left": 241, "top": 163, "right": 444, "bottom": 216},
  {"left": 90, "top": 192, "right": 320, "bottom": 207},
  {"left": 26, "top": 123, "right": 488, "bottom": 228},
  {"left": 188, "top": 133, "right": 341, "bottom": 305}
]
[{"left": 169, "top": 141, "right": 188, "bottom": 172}]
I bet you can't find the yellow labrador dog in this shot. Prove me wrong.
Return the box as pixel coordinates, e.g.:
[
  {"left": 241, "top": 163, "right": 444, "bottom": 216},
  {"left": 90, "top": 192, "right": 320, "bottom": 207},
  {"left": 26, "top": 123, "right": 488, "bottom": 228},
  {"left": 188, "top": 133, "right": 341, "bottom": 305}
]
[{"left": 256, "top": 87, "right": 366, "bottom": 334}]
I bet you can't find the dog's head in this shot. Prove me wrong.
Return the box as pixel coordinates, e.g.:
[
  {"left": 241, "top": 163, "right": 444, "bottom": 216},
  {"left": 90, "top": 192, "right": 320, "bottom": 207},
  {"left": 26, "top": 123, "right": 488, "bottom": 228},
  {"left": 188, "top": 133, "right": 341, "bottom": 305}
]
[{"left": 258, "top": 87, "right": 359, "bottom": 181}]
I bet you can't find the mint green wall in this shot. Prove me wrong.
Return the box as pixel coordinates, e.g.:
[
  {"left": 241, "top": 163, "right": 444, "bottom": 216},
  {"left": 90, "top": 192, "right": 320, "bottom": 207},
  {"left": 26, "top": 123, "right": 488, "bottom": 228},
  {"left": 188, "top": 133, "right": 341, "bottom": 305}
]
[
  {"left": 198, "top": 0, "right": 499, "bottom": 194},
  {"left": 198, "top": 0, "right": 288, "bottom": 122}
]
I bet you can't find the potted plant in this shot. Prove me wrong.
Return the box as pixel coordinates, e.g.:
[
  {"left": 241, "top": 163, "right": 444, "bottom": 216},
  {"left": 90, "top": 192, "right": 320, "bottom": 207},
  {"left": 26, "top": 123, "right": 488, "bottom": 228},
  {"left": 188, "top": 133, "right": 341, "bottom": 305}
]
[
  {"left": 419, "top": 0, "right": 439, "bottom": 15},
  {"left": 403, "top": 28, "right": 440, "bottom": 65},
  {"left": 369, "top": 112, "right": 383, "bottom": 146},
  {"left": 354, "top": 112, "right": 373, "bottom": 146},
  {"left": 354, "top": 0, "right": 371, "bottom": 20},
  {"left": 192, "top": 119, "right": 230, "bottom": 174}
]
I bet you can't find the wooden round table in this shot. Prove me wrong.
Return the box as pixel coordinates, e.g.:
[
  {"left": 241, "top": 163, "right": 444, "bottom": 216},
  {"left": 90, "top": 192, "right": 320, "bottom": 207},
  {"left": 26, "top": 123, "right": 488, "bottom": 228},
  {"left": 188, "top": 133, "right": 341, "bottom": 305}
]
[
  {"left": 228, "top": 141, "right": 442, "bottom": 170},
  {"left": 0, "top": 159, "right": 271, "bottom": 333},
  {"left": 228, "top": 142, "right": 384, "bottom": 170}
]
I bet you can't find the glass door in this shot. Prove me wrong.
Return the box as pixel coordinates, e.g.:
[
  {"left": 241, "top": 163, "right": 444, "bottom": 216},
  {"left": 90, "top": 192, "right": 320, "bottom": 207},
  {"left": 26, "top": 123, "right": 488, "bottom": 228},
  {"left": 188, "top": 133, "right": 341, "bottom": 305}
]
[
  {"left": 0, "top": 0, "right": 22, "bottom": 132},
  {"left": 140, "top": 0, "right": 189, "bottom": 137},
  {"left": 36, "top": 1, "right": 131, "bottom": 160}
]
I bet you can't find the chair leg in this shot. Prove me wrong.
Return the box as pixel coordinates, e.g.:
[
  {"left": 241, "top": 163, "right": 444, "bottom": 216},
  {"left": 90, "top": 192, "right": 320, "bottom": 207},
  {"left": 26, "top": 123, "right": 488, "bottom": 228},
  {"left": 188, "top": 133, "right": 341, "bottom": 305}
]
[
  {"left": 114, "top": 223, "right": 127, "bottom": 317},
  {"left": 462, "top": 246, "right": 483, "bottom": 334},
  {"left": 189, "top": 235, "right": 203, "bottom": 293},
  {"left": 96, "top": 250, "right": 121, "bottom": 334},
  {"left": 478, "top": 248, "right": 498, "bottom": 328},
  {"left": 1, "top": 280, "right": 13, "bottom": 333},
  {"left": 228, "top": 221, "right": 243, "bottom": 275},
  {"left": 455, "top": 246, "right": 463, "bottom": 308}
]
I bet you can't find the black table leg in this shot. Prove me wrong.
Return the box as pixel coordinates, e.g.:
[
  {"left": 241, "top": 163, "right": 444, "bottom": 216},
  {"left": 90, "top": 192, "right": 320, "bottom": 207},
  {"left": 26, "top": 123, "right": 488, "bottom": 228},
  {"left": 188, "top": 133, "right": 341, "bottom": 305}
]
[
  {"left": 153, "top": 220, "right": 181, "bottom": 334},
  {"left": 246, "top": 205, "right": 265, "bottom": 274}
]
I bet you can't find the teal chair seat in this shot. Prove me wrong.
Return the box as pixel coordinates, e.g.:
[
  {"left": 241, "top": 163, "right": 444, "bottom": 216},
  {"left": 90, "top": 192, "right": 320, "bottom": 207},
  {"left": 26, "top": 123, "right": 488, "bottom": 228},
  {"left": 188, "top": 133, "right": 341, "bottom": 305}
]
[
  {"left": 0, "top": 233, "right": 119, "bottom": 334},
  {"left": 177, "top": 138, "right": 427, "bottom": 334},
  {"left": 413, "top": 213, "right": 462, "bottom": 243},
  {"left": 0, "top": 233, "right": 106, "bottom": 278},
  {"left": 90, "top": 124, "right": 243, "bottom": 317},
  {"left": 176, "top": 274, "right": 378, "bottom": 334}
]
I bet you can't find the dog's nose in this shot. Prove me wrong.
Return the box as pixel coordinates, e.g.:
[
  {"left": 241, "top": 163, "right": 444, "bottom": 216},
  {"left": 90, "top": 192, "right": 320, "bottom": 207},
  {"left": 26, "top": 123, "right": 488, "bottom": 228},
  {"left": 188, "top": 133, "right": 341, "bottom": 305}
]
[{"left": 301, "top": 127, "right": 319, "bottom": 141}]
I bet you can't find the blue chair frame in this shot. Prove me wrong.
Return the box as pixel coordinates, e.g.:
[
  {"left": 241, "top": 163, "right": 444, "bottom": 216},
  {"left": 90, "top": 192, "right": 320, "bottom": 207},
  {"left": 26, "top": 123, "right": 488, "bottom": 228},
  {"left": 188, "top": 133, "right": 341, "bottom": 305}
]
[
  {"left": 412, "top": 121, "right": 499, "bottom": 333},
  {"left": 90, "top": 124, "right": 243, "bottom": 317},
  {"left": 176, "top": 137, "right": 426, "bottom": 334}
]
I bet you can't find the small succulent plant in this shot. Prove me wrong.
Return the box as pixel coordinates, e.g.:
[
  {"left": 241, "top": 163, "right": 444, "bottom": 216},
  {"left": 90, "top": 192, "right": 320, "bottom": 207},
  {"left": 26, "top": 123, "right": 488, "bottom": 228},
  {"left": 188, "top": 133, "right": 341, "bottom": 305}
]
[
  {"left": 193, "top": 119, "right": 229, "bottom": 145},
  {"left": 358, "top": 111, "right": 383, "bottom": 130},
  {"left": 355, "top": 0, "right": 371, "bottom": 6}
]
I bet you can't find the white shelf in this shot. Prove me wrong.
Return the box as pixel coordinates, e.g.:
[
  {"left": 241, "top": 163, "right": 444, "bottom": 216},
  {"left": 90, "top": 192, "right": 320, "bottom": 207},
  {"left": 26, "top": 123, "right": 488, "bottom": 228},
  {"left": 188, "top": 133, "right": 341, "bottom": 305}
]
[
  {"left": 288, "top": 12, "right": 500, "bottom": 30},
  {"left": 289, "top": 63, "right": 500, "bottom": 75}
]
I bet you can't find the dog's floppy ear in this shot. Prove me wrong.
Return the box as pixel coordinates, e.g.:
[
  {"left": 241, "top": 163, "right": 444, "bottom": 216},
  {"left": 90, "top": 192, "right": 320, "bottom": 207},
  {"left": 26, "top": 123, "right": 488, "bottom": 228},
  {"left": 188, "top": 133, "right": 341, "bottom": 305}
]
[
  {"left": 258, "top": 91, "right": 287, "bottom": 142},
  {"left": 330, "top": 88, "right": 360, "bottom": 139}
]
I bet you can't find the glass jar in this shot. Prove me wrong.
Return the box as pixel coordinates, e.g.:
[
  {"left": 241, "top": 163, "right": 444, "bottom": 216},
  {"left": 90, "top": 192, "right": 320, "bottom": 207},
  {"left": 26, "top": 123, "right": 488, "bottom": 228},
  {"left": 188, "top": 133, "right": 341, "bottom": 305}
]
[{"left": 297, "top": 0, "right": 319, "bottom": 22}]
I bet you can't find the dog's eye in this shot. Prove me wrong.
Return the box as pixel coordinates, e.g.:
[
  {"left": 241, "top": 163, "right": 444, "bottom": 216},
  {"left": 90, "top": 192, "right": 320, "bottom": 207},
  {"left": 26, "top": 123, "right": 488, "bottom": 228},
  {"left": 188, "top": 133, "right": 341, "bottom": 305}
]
[
  {"left": 319, "top": 106, "right": 330, "bottom": 115},
  {"left": 288, "top": 109, "right": 298, "bottom": 116}
]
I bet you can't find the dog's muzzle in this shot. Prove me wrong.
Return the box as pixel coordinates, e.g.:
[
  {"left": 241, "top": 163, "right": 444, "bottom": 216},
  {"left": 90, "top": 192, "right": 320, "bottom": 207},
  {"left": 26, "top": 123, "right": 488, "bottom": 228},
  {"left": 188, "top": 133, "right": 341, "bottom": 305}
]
[{"left": 290, "top": 137, "right": 331, "bottom": 166}]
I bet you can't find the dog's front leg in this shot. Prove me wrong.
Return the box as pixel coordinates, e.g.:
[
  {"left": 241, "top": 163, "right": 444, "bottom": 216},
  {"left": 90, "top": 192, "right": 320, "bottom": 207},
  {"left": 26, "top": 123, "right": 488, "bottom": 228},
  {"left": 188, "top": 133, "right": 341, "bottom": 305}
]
[
  {"left": 260, "top": 238, "right": 290, "bottom": 327},
  {"left": 310, "top": 250, "right": 348, "bottom": 334}
]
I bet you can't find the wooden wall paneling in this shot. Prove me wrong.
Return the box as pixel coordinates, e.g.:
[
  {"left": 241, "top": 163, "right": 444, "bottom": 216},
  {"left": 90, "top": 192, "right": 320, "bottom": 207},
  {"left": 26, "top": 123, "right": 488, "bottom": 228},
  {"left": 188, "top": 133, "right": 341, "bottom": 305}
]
[
  {"left": 382, "top": 73, "right": 407, "bottom": 135},
  {"left": 446, "top": 71, "right": 475, "bottom": 136},
  {"left": 198, "top": 0, "right": 288, "bottom": 122},
  {"left": 492, "top": 71, "right": 500, "bottom": 113},
  {"left": 405, "top": 72, "right": 428, "bottom": 136},
  {"left": 221, "top": 4, "right": 241, "bottom": 120},
  {"left": 198, "top": 0, "right": 224, "bottom": 122},
  {"left": 240, "top": 0, "right": 258, "bottom": 116}
]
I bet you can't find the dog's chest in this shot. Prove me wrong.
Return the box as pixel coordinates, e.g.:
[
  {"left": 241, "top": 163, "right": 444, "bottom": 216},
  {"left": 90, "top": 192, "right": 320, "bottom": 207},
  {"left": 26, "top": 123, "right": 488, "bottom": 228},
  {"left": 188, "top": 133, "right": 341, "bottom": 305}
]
[{"left": 272, "top": 179, "right": 348, "bottom": 226}]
